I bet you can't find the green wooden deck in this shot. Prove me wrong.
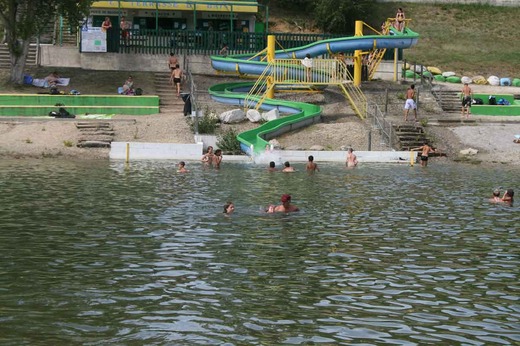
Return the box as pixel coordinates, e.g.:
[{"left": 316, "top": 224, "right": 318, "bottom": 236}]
[{"left": 0, "top": 94, "right": 160, "bottom": 116}]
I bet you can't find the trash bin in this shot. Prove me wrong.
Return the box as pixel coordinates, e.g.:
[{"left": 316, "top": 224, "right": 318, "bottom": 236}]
[{"left": 181, "top": 93, "right": 191, "bottom": 116}]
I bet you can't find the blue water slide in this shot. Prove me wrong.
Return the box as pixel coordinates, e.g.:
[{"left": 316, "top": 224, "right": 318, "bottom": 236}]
[{"left": 208, "top": 29, "right": 419, "bottom": 155}]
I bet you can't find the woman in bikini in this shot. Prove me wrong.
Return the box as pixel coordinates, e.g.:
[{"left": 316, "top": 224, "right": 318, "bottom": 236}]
[{"left": 395, "top": 8, "right": 405, "bottom": 32}]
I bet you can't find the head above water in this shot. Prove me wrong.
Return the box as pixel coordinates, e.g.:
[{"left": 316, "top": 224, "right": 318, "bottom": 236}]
[
  {"left": 505, "top": 189, "right": 514, "bottom": 197},
  {"left": 284, "top": 161, "right": 290, "bottom": 167},
  {"left": 269, "top": 161, "right": 275, "bottom": 168},
  {"left": 281, "top": 194, "right": 291, "bottom": 203},
  {"left": 308, "top": 155, "right": 314, "bottom": 162},
  {"left": 223, "top": 201, "right": 234, "bottom": 214}
]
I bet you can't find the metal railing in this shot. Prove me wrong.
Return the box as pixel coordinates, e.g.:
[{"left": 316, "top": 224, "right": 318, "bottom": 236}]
[
  {"left": 367, "top": 101, "right": 397, "bottom": 149},
  {"left": 100, "top": 29, "right": 348, "bottom": 55}
]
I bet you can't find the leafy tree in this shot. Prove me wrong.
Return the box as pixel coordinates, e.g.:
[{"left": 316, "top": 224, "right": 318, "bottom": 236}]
[
  {"left": 314, "top": 0, "right": 376, "bottom": 34},
  {"left": 0, "top": 0, "right": 93, "bottom": 84}
]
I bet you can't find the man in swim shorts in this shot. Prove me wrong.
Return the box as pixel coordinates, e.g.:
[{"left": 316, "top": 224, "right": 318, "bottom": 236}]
[
  {"left": 411, "top": 142, "right": 435, "bottom": 167},
  {"left": 461, "top": 83, "right": 472, "bottom": 119},
  {"left": 170, "top": 64, "right": 183, "bottom": 96},
  {"left": 404, "top": 84, "right": 417, "bottom": 122}
]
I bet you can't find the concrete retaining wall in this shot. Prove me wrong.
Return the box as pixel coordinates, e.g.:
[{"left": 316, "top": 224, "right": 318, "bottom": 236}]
[
  {"left": 37, "top": 46, "right": 401, "bottom": 82},
  {"left": 110, "top": 141, "right": 416, "bottom": 163},
  {"left": 110, "top": 142, "right": 203, "bottom": 160}
]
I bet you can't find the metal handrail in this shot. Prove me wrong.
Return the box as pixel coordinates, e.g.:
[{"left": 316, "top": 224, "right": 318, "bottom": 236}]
[{"left": 367, "top": 101, "right": 397, "bottom": 149}]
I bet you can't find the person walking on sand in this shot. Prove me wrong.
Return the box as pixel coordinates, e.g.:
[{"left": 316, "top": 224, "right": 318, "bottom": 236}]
[
  {"left": 170, "top": 64, "right": 183, "bottom": 96},
  {"left": 266, "top": 194, "right": 299, "bottom": 213},
  {"left": 411, "top": 142, "right": 435, "bottom": 167},
  {"left": 306, "top": 155, "right": 319, "bottom": 172},
  {"left": 461, "top": 83, "right": 472, "bottom": 119},
  {"left": 346, "top": 148, "right": 358, "bottom": 168},
  {"left": 404, "top": 84, "right": 417, "bottom": 122}
]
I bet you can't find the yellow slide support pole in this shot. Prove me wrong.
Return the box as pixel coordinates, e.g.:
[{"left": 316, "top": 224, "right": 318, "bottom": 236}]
[
  {"left": 353, "top": 21, "right": 363, "bottom": 87},
  {"left": 410, "top": 151, "right": 415, "bottom": 166},
  {"left": 266, "top": 35, "right": 275, "bottom": 99},
  {"left": 393, "top": 47, "right": 398, "bottom": 82},
  {"left": 125, "top": 142, "right": 130, "bottom": 164}
]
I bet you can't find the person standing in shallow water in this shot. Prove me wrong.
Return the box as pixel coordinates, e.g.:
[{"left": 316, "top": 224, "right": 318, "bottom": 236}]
[
  {"left": 411, "top": 142, "right": 435, "bottom": 167},
  {"left": 346, "top": 148, "right": 358, "bottom": 168},
  {"left": 306, "top": 155, "right": 319, "bottom": 172},
  {"left": 282, "top": 161, "right": 295, "bottom": 172}
]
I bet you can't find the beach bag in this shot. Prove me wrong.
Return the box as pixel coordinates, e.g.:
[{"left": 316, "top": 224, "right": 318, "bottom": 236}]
[
  {"left": 23, "top": 75, "right": 33, "bottom": 85},
  {"left": 489, "top": 96, "right": 497, "bottom": 105},
  {"left": 135, "top": 88, "right": 143, "bottom": 96},
  {"left": 472, "top": 98, "right": 484, "bottom": 105},
  {"left": 500, "top": 78, "right": 511, "bottom": 86},
  {"left": 487, "top": 76, "right": 500, "bottom": 86},
  {"left": 497, "top": 98, "right": 510, "bottom": 106}
]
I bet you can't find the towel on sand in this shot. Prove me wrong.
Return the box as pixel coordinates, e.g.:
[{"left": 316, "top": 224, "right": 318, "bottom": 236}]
[{"left": 32, "top": 78, "right": 71, "bottom": 88}]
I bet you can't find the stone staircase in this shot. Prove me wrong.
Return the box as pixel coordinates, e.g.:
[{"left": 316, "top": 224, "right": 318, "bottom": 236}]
[
  {"left": 76, "top": 122, "right": 114, "bottom": 148},
  {"left": 154, "top": 72, "right": 185, "bottom": 112},
  {"left": 393, "top": 124, "right": 430, "bottom": 151},
  {"left": 432, "top": 89, "right": 461, "bottom": 112},
  {"left": 0, "top": 44, "right": 38, "bottom": 68}
]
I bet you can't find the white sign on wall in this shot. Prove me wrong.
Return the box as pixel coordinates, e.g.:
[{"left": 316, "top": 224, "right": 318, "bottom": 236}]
[{"left": 81, "top": 27, "right": 107, "bottom": 52}]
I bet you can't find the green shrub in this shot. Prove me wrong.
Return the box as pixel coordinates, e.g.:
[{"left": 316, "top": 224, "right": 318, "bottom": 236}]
[
  {"left": 217, "top": 128, "right": 243, "bottom": 155},
  {"left": 189, "top": 107, "right": 219, "bottom": 134}
]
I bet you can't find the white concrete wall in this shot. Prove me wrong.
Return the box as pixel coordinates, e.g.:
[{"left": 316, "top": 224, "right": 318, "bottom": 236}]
[
  {"left": 110, "top": 142, "right": 203, "bottom": 160},
  {"left": 110, "top": 142, "right": 416, "bottom": 163},
  {"left": 39, "top": 45, "right": 81, "bottom": 68},
  {"left": 377, "top": 0, "right": 518, "bottom": 6},
  {"left": 256, "top": 150, "right": 415, "bottom": 164}
]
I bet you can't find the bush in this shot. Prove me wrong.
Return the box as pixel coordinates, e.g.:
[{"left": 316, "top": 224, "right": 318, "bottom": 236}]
[
  {"left": 217, "top": 128, "right": 243, "bottom": 155},
  {"left": 188, "top": 107, "right": 219, "bottom": 134}
]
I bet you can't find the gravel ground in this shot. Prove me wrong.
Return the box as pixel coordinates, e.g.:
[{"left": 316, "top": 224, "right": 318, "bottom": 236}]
[{"left": 1, "top": 76, "right": 519, "bottom": 165}]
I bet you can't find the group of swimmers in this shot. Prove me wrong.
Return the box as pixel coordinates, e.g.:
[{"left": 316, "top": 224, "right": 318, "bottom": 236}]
[
  {"left": 490, "top": 188, "right": 514, "bottom": 205},
  {"left": 223, "top": 193, "right": 300, "bottom": 215}
]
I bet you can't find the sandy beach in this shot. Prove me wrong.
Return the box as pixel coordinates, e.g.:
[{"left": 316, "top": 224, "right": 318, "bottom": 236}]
[{"left": 1, "top": 78, "right": 519, "bottom": 165}]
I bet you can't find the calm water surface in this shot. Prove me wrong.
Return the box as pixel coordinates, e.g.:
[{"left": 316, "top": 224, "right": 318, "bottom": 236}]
[{"left": 0, "top": 159, "right": 518, "bottom": 345}]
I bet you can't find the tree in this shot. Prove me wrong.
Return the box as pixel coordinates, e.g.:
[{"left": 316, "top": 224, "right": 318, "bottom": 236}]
[
  {"left": 314, "top": 0, "right": 376, "bottom": 34},
  {"left": 0, "top": 0, "right": 93, "bottom": 84}
]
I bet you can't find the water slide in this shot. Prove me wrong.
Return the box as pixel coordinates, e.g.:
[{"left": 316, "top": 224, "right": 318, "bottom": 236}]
[{"left": 209, "top": 28, "right": 419, "bottom": 155}]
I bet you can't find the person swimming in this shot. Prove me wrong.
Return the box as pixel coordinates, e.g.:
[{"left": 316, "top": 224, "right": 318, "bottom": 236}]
[{"left": 266, "top": 194, "right": 299, "bottom": 213}]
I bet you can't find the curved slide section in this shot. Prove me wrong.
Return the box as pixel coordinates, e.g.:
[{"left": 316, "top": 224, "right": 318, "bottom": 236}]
[{"left": 209, "top": 29, "right": 419, "bottom": 155}]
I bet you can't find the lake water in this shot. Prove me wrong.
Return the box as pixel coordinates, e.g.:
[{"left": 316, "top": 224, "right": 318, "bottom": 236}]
[{"left": 0, "top": 159, "right": 518, "bottom": 345}]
